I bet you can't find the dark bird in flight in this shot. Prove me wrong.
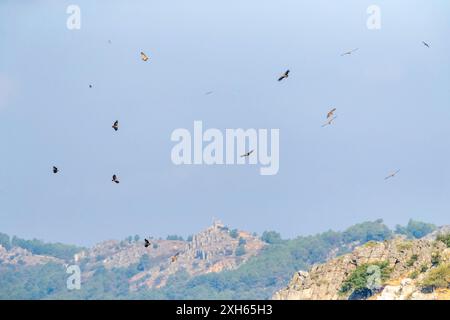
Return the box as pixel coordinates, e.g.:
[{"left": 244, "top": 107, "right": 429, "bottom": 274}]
[
  {"left": 327, "top": 108, "right": 336, "bottom": 119},
  {"left": 112, "top": 174, "right": 120, "bottom": 184},
  {"left": 278, "top": 70, "right": 290, "bottom": 81},
  {"left": 322, "top": 116, "right": 337, "bottom": 127},
  {"left": 240, "top": 150, "right": 254, "bottom": 158},
  {"left": 422, "top": 41, "right": 430, "bottom": 48},
  {"left": 89, "top": 84, "right": 93, "bottom": 88},
  {"left": 112, "top": 120, "right": 119, "bottom": 131},
  {"left": 52, "top": 166, "right": 58, "bottom": 174},
  {"left": 144, "top": 239, "right": 151, "bottom": 248},
  {"left": 140, "top": 51, "right": 149, "bottom": 61},
  {"left": 205, "top": 91, "right": 213, "bottom": 95},
  {"left": 171, "top": 252, "right": 180, "bottom": 263},
  {"left": 341, "top": 48, "right": 359, "bottom": 56},
  {"left": 384, "top": 169, "right": 400, "bottom": 180}
]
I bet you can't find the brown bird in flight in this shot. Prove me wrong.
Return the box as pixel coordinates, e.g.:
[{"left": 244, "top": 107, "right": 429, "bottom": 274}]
[
  {"left": 52, "top": 166, "right": 58, "bottom": 174},
  {"left": 278, "top": 70, "right": 290, "bottom": 81},
  {"left": 327, "top": 108, "right": 336, "bottom": 119},
  {"left": 171, "top": 252, "right": 180, "bottom": 263},
  {"left": 112, "top": 120, "right": 119, "bottom": 131},
  {"left": 240, "top": 150, "right": 254, "bottom": 158},
  {"left": 322, "top": 116, "right": 337, "bottom": 127},
  {"left": 112, "top": 174, "right": 120, "bottom": 184},
  {"left": 384, "top": 170, "right": 400, "bottom": 180},
  {"left": 140, "top": 52, "right": 149, "bottom": 61}
]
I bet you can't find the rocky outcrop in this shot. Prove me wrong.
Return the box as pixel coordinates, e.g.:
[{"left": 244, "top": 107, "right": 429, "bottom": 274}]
[
  {"left": 273, "top": 237, "right": 449, "bottom": 300},
  {"left": 130, "top": 221, "right": 265, "bottom": 289},
  {"left": 0, "top": 244, "right": 64, "bottom": 266}
]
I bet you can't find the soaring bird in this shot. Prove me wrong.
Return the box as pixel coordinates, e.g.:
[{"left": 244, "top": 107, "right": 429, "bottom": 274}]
[
  {"left": 278, "top": 70, "right": 290, "bottom": 81},
  {"left": 240, "top": 150, "right": 254, "bottom": 158},
  {"left": 112, "top": 120, "right": 119, "bottom": 131},
  {"left": 89, "top": 84, "right": 93, "bottom": 88},
  {"left": 112, "top": 174, "right": 120, "bottom": 184},
  {"left": 140, "top": 51, "right": 149, "bottom": 61},
  {"left": 341, "top": 48, "right": 359, "bottom": 56},
  {"left": 52, "top": 166, "right": 58, "bottom": 174},
  {"left": 422, "top": 41, "right": 430, "bottom": 48},
  {"left": 384, "top": 169, "right": 400, "bottom": 180},
  {"left": 327, "top": 108, "right": 336, "bottom": 119},
  {"left": 322, "top": 116, "right": 337, "bottom": 127},
  {"left": 144, "top": 239, "right": 151, "bottom": 248},
  {"left": 171, "top": 252, "right": 180, "bottom": 263},
  {"left": 205, "top": 91, "right": 213, "bottom": 95}
]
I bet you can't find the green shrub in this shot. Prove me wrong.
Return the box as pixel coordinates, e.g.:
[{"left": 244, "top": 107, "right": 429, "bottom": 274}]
[
  {"left": 407, "top": 254, "right": 419, "bottom": 267},
  {"left": 229, "top": 229, "right": 239, "bottom": 239},
  {"left": 420, "top": 263, "right": 429, "bottom": 273},
  {"left": 436, "top": 233, "right": 450, "bottom": 248},
  {"left": 431, "top": 253, "right": 441, "bottom": 267},
  {"left": 238, "top": 237, "right": 247, "bottom": 246},
  {"left": 339, "top": 261, "right": 392, "bottom": 296},
  {"left": 420, "top": 263, "right": 450, "bottom": 290},
  {"left": 235, "top": 245, "right": 246, "bottom": 256}
]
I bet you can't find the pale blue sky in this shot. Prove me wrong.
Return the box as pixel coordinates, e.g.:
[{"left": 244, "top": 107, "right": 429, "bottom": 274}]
[{"left": 0, "top": 0, "right": 449, "bottom": 246}]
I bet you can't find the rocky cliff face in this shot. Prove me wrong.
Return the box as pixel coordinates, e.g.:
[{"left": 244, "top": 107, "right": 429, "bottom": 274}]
[
  {"left": 60, "top": 221, "right": 265, "bottom": 290},
  {"left": 129, "top": 221, "right": 265, "bottom": 289},
  {"left": 273, "top": 235, "right": 450, "bottom": 300}
]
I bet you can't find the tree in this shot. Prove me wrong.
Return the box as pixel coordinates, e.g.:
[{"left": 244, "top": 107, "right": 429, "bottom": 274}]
[
  {"left": 229, "top": 229, "right": 239, "bottom": 239},
  {"left": 0, "top": 233, "right": 11, "bottom": 250},
  {"left": 395, "top": 220, "right": 436, "bottom": 239},
  {"left": 166, "top": 235, "right": 184, "bottom": 241},
  {"left": 342, "top": 220, "right": 392, "bottom": 243},
  {"left": 137, "top": 254, "right": 152, "bottom": 271},
  {"left": 235, "top": 245, "right": 246, "bottom": 256},
  {"left": 238, "top": 237, "right": 247, "bottom": 246},
  {"left": 261, "top": 231, "right": 282, "bottom": 244},
  {"left": 134, "top": 235, "right": 140, "bottom": 242},
  {"left": 187, "top": 235, "right": 193, "bottom": 242}
]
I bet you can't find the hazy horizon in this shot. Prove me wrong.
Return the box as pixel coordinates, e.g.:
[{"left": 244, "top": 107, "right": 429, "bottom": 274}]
[{"left": 1, "top": 1, "right": 449, "bottom": 247}]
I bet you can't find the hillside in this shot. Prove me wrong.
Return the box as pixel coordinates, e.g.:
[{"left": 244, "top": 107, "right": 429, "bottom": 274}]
[
  {"left": 273, "top": 231, "right": 450, "bottom": 300},
  {"left": 0, "top": 219, "right": 444, "bottom": 299}
]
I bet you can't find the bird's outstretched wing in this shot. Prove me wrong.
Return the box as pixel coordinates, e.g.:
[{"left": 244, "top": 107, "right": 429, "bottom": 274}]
[
  {"left": 322, "top": 116, "right": 337, "bottom": 127},
  {"left": 327, "top": 108, "right": 336, "bottom": 119},
  {"left": 240, "top": 150, "right": 254, "bottom": 157},
  {"left": 384, "top": 170, "right": 400, "bottom": 180},
  {"left": 141, "top": 52, "right": 149, "bottom": 61},
  {"left": 278, "top": 70, "right": 289, "bottom": 81},
  {"left": 341, "top": 48, "right": 358, "bottom": 56}
]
